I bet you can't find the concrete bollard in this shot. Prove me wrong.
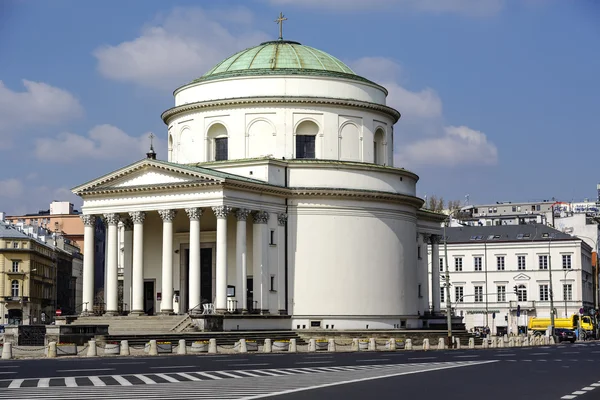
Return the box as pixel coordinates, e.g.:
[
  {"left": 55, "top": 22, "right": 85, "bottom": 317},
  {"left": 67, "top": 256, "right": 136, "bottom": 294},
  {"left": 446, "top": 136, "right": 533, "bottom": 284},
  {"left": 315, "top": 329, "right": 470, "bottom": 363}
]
[
  {"left": 438, "top": 338, "right": 445, "bottom": 350},
  {"left": 455, "top": 338, "right": 461, "bottom": 349},
  {"left": 522, "top": 337, "right": 529, "bottom": 347},
  {"left": 405, "top": 339, "right": 412, "bottom": 350},
  {"left": 1, "top": 342, "right": 12, "bottom": 360},
  {"left": 148, "top": 340, "right": 158, "bottom": 356},
  {"left": 178, "top": 339, "right": 187, "bottom": 355},
  {"left": 328, "top": 339, "right": 336, "bottom": 352},
  {"left": 120, "top": 340, "right": 130, "bottom": 356},
  {"left": 491, "top": 337, "right": 498, "bottom": 348},
  {"left": 544, "top": 336, "right": 550, "bottom": 345},
  {"left": 515, "top": 337, "right": 522, "bottom": 347},
  {"left": 498, "top": 337, "right": 504, "bottom": 348},
  {"left": 48, "top": 342, "right": 57, "bottom": 358},
  {"left": 264, "top": 339, "right": 272, "bottom": 353},
  {"left": 351, "top": 338, "right": 359, "bottom": 352},
  {"left": 87, "top": 340, "right": 97, "bottom": 357},
  {"left": 423, "top": 338, "right": 430, "bottom": 351},
  {"left": 238, "top": 339, "right": 248, "bottom": 353},
  {"left": 308, "top": 339, "right": 316, "bottom": 352},
  {"left": 369, "top": 338, "right": 376, "bottom": 351},
  {"left": 289, "top": 338, "right": 297, "bottom": 353},
  {"left": 549, "top": 336, "right": 556, "bottom": 345},
  {"left": 482, "top": 338, "right": 489, "bottom": 349},
  {"left": 508, "top": 337, "right": 514, "bottom": 347},
  {"left": 468, "top": 338, "right": 474, "bottom": 349},
  {"left": 208, "top": 339, "right": 217, "bottom": 354},
  {"left": 388, "top": 338, "right": 396, "bottom": 351}
]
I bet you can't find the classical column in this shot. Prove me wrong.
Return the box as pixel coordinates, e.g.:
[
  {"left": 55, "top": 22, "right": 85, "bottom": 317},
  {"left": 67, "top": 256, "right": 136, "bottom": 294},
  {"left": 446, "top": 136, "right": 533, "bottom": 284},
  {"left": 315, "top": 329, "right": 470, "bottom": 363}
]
[
  {"left": 129, "top": 211, "right": 146, "bottom": 315},
  {"left": 186, "top": 208, "right": 202, "bottom": 312},
  {"left": 104, "top": 213, "right": 120, "bottom": 315},
  {"left": 235, "top": 208, "right": 251, "bottom": 313},
  {"left": 430, "top": 235, "right": 441, "bottom": 314},
  {"left": 419, "top": 233, "right": 431, "bottom": 315},
  {"left": 253, "top": 211, "right": 270, "bottom": 313},
  {"left": 80, "top": 215, "right": 95, "bottom": 315},
  {"left": 122, "top": 218, "right": 133, "bottom": 314},
  {"left": 277, "top": 213, "right": 287, "bottom": 314},
  {"left": 213, "top": 206, "right": 232, "bottom": 313},
  {"left": 159, "top": 209, "right": 176, "bottom": 314}
]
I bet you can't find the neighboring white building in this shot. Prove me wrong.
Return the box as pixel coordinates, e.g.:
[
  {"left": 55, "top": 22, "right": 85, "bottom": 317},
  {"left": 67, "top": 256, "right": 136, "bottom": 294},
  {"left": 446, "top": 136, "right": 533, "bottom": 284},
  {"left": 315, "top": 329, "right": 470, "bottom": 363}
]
[
  {"left": 429, "top": 224, "right": 594, "bottom": 335},
  {"left": 72, "top": 38, "right": 444, "bottom": 330}
]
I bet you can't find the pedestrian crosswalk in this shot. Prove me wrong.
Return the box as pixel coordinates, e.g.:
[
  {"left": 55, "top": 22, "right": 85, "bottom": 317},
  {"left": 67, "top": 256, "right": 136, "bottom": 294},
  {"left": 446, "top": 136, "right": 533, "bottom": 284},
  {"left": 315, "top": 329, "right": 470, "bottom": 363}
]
[
  {"left": 0, "top": 361, "right": 495, "bottom": 399},
  {"left": 0, "top": 363, "right": 430, "bottom": 389}
]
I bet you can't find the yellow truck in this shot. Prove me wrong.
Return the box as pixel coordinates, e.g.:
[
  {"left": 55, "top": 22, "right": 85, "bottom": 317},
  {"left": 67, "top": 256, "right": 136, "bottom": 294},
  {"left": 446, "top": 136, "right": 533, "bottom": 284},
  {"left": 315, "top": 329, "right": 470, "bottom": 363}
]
[{"left": 528, "top": 315, "right": 595, "bottom": 339}]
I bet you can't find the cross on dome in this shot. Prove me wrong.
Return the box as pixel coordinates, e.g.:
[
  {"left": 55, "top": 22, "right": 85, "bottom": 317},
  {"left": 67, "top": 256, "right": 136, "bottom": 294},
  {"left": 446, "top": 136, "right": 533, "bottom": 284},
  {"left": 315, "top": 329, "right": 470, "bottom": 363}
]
[
  {"left": 274, "top": 12, "right": 287, "bottom": 40},
  {"left": 146, "top": 132, "right": 156, "bottom": 159}
]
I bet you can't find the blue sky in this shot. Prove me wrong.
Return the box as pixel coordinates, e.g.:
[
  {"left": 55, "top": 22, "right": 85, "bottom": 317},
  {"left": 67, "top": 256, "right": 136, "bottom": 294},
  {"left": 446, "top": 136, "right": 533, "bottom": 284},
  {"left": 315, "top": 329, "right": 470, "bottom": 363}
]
[{"left": 0, "top": 0, "right": 598, "bottom": 215}]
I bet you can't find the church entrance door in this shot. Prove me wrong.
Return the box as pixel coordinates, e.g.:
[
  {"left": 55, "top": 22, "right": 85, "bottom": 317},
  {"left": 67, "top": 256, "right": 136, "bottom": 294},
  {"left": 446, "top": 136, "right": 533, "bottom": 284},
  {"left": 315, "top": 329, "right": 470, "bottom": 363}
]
[{"left": 200, "top": 248, "right": 213, "bottom": 304}]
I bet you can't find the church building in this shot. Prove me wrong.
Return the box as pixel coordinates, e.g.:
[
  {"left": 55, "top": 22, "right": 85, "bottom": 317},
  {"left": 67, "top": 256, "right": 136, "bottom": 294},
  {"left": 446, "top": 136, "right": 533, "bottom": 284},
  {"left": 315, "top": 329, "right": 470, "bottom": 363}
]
[{"left": 72, "top": 26, "right": 445, "bottom": 330}]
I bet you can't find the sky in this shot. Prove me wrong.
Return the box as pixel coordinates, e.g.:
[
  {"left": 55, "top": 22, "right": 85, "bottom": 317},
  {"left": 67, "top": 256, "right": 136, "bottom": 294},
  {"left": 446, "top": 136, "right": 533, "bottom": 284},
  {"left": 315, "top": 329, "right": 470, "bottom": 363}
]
[{"left": 0, "top": 0, "right": 599, "bottom": 215}]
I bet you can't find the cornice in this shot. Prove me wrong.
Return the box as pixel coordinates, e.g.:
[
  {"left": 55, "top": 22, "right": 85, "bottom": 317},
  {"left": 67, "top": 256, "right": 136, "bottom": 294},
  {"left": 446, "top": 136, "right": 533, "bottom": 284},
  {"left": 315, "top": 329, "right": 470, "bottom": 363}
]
[
  {"left": 162, "top": 96, "right": 400, "bottom": 125},
  {"left": 417, "top": 208, "right": 448, "bottom": 223}
]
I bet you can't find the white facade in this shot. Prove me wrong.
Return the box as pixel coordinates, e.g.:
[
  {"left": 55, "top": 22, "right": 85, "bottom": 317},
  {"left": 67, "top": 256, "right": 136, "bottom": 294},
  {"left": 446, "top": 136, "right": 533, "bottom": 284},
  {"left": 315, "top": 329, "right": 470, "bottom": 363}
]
[
  {"left": 429, "top": 226, "right": 594, "bottom": 335},
  {"left": 73, "top": 39, "right": 445, "bottom": 330}
]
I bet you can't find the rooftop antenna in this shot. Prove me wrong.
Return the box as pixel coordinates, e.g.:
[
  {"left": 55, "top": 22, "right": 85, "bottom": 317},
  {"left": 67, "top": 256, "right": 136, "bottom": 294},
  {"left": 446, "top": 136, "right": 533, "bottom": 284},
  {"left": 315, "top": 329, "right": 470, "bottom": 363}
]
[
  {"left": 146, "top": 132, "right": 157, "bottom": 160},
  {"left": 465, "top": 194, "right": 470, "bottom": 206},
  {"left": 275, "top": 12, "right": 287, "bottom": 40}
]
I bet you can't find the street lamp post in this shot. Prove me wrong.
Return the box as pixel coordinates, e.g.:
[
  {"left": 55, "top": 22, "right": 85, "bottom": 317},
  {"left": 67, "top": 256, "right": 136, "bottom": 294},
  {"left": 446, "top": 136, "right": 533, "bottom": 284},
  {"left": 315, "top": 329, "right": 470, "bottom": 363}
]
[
  {"left": 548, "top": 236, "right": 555, "bottom": 338},
  {"left": 564, "top": 268, "right": 574, "bottom": 317},
  {"left": 443, "top": 216, "right": 453, "bottom": 347}
]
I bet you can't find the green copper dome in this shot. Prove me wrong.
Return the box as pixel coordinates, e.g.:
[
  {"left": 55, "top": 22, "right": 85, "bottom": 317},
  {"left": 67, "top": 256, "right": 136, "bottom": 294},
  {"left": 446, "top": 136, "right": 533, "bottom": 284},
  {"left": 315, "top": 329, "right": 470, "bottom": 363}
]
[{"left": 193, "top": 40, "right": 367, "bottom": 84}]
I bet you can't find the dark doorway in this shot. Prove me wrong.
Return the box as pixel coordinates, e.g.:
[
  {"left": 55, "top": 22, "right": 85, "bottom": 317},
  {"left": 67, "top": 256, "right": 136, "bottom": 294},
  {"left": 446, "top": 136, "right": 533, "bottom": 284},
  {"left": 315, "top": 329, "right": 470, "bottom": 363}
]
[
  {"left": 144, "top": 280, "right": 155, "bottom": 315},
  {"left": 8, "top": 309, "right": 22, "bottom": 325},
  {"left": 247, "top": 277, "right": 254, "bottom": 311},
  {"left": 201, "top": 248, "right": 212, "bottom": 304}
]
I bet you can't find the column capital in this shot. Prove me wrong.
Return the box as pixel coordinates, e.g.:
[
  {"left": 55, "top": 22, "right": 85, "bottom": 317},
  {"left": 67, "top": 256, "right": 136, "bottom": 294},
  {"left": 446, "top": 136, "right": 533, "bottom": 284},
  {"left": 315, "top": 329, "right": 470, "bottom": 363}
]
[
  {"left": 420, "top": 232, "right": 431, "bottom": 242},
  {"left": 129, "top": 211, "right": 146, "bottom": 224},
  {"left": 277, "top": 213, "right": 288, "bottom": 226},
  {"left": 80, "top": 214, "right": 96, "bottom": 227},
  {"left": 122, "top": 218, "right": 133, "bottom": 231},
  {"left": 213, "top": 205, "right": 233, "bottom": 219},
  {"left": 429, "top": 234, "right": 442, "bottom": 245},
  {"left": 185, "top": 207, "right": 203, "bottom": 221},
  {"left": 235, "top": 208, "right": 251, "bottom": 221},
  {"left": 253, "top": 210, "right": 270, "bottom": 224},
  {"left": 158, "top": 209, "right": 177, "bottom": 222},
  {"left": 103, "top": 213, "right": 120, "bottom": 226}
]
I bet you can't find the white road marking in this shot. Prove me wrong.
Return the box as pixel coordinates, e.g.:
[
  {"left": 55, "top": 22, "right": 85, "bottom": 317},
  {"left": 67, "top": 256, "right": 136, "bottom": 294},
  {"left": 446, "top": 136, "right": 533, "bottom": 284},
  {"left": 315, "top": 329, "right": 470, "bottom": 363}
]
[
  {"left": 149, "top": 365, "right": 197, "bottom": 369},
  {"left": 408, "top": 357, "right": 437, "bottom": 360},
  {"left": 176, "top": 372, "right": 201, "bottom": 381},
  {"left": 582, "top": 387, "right": 595, "bottom": 391},
  {"left": 0, "top": 366, "right": 18, "bottom": 369},
  {"left": 295, "top": 361, "right": 333, "bottom": 364},
  {"left": 111, "top": 375, "right": 132, "bottom": 386},
  {"left": 89, "top": 376, "right": 106, "bottom": 386},
  {"left": 133, "top": 374, "right": 156, "bottom": 384},
  {"left": 215, "top": 371, "right": 242, "bottom": 379},
  {"left": 37, "top": 378, "right": 50, "bottom": 387},
  {"left": 360, "top": 359, "right": 389, "bottom": 362},
  {"left": 197, "top": 372, "right": 223, "bottom": 380},
  {"left": 591, "top": 383, "right": 600, "bottom": 387},
  {"left": 454, "top": 355, "right": 480, "bottom": 358},
  {"left": 572, "top": 391, "right": 586, "bottom": 395},
  {"left": 64, "top": 377, "right": 77, "bottom": 387},
  {"left": 57, "top": 368, "right": 114, "bottom": 373},
  {"left": 561, "top": 395, "right": 576, "bottom": 399},
  {"left": 531, "top": 353, "right": 549, "bottom": 355},
  {"left": 228, "top": 363, "right": 269, "bottom": 367},
  {"left": 0, "top": 372, "right": 16, "bottom": 375},
  {"left": 8, "top": 379, "right": 23, "bottom": 388},
  {"left": 235, "top": 370, "right": 263, "bottom": 377},
  {"left": 155, "top": 373, "right": 179, "bottom": 383}
]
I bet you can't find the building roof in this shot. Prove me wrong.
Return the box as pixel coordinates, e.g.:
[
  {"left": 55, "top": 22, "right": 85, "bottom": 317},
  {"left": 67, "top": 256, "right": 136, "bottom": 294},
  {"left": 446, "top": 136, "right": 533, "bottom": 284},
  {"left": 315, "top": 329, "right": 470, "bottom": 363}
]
[
  {"left": 444, "top": 224, "right": 583, "bottom": 245},
  {"left": 0, "top": 221, "right": 30, "bottom": 239},
  {"left": 191, "top": 40, "right": 375, "bottom": 86}
]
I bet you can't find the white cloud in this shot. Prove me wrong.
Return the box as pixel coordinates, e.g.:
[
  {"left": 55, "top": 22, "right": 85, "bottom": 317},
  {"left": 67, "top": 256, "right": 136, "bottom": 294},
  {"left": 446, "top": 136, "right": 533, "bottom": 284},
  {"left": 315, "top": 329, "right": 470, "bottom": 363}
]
[
  {"left": 34, "top": 124, "right": 164, "bottom": 163},
  {"left": 93, "top": 7, "right": 270, "bottom": 90},
  {"left": 0, "top": 178, "right": 24, "bottom": 199},
  {"left": 0, "top": 80, "right": 83, "bottom": 146},
  {"left": 268, "top": 0, "right": 505, "bottom": 17},
  {"left": 397, "top": 125, "right": 498, "bottom": 166}
]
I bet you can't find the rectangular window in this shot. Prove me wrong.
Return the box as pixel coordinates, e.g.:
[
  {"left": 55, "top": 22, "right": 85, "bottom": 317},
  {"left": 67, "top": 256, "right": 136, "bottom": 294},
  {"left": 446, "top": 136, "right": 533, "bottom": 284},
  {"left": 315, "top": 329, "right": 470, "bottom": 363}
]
[
  {"left": 474, "top": 257, "right": 482, "bottom": 271},
  {"left": 296, "top": 135, "right": 316, "bottom": 159},
  {"left": 418, "top": 284, "right": 422, "bottom": 298},
  {"left": 539, "top": 284, "right": 549, "bottom": 301},
  {"left": 562, "top": 254, "right": 572, "bottom": 269},
  {"left": 270, "top": 275, "right": 276, "bottom": 291},
  {"left": 215, "top": 137, "right": 228, "bottom": 161},
  {"left": 13, "top": 242, "right": 18, "bottom": 249},
  {"left": 455, "top": 257, "right": 463, "bottom": 272},
  {"left": 496, "top": 256, "right": 505, "bottom": 271},
  {"left": 417, "top": 246, "right": 422, "bottom": 260},
  {"left": 563, "top": 284, "right": 572, "bottom": 301},
  {"left": 497, "top": 285, "right": 506, "bottom": 302},
  {"left": 270, "top": 229, "right": 276, "bottom": 246},
  {"left": 12, "top": 260, "right": 19, "bottom": 272},
  {"left": 439, "top": 258, "right": 444, "bottom": 272},
  {"left": 539, "top": 255, "right": 548, "bottom": 270},
  {"left": 455, "top": 286, "right": 464, "bottom": 303},
  {"left": 474, "top": 286, "right": 483, "bottom": 302},
  {"left": 517, "top": 255, "right": 526, "bottom": 270},
  {"left": 440, "top": 287, "right": 445, "bottom": 303}
]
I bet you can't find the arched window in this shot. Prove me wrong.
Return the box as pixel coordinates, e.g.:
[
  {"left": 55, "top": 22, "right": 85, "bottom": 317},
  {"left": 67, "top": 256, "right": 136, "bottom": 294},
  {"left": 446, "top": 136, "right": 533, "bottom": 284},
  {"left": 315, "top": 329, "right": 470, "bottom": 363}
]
[
  {"left": 517, "top": 284, "right": 527, "bottom": 302},
  {"left": 168, "top": 134, "right": 173, "bottom": 160},
  {"left": 373, "top": 128, "right": 385, "bottom": 165},
  {"left": 295, "top": 120, "right": 318, "bottom": 159},
  {"left": 11, "top": 280, "right": 19, "bottom": 297},
  {"left": 207, "top": 123, "right": 228, "bottom": 161}
]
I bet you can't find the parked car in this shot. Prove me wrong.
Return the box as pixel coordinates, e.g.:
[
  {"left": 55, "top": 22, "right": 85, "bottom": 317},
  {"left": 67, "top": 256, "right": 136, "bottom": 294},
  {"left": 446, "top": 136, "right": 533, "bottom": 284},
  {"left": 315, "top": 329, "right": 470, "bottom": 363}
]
[{"left": 555, "top": 328, "right": 576, "bottom": 343}]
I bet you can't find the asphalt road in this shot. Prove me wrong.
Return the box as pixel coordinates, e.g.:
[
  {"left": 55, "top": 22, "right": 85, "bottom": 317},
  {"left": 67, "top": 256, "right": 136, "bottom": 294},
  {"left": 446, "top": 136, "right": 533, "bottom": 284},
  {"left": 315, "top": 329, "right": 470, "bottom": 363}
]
[{"left": 1, "top": 342, "right": 599, "bottom": 399}]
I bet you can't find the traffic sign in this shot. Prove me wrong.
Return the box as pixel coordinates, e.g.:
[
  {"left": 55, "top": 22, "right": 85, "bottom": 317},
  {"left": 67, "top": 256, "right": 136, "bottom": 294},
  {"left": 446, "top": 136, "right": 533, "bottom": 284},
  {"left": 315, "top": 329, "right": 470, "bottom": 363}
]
[{"left": 56, "top": 309, "right": 62, "bottom": 316}]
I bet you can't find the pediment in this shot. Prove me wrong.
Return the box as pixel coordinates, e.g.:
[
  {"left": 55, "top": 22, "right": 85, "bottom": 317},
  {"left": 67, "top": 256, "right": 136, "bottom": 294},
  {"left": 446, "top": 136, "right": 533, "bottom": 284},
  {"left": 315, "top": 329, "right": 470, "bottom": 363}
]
[
  {"left": 513, "top": 273, "right": 531, "bottom": 281},
  {"left": 72, "top": 159, "right": 224, "bottom": 194}
]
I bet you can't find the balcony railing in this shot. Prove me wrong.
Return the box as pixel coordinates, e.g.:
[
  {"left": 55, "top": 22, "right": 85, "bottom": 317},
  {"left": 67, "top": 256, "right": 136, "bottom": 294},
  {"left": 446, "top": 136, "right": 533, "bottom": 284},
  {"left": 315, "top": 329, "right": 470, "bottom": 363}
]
[
  {"left": 3, "top": 296, "right": 29, "bottom": 303},
  {"left": 5, "top": 270, "right": 26, "bottom": 277}
]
